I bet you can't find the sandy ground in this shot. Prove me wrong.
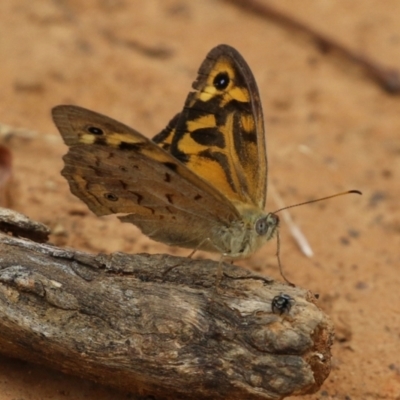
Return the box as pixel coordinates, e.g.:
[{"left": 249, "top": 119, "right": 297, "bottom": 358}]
[{"left": 0, "top": 0, "right": 399, "bottom": 399}]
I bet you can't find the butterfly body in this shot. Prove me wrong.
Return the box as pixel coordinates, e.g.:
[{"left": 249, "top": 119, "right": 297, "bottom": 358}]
[{"left": 53, "top": 44, "right": 279, "bottom": 260}]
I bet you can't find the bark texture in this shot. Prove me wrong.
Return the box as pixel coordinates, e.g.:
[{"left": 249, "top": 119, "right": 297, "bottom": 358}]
[{"left": 0, "top": 210, "right": 333, "bottom": 400}]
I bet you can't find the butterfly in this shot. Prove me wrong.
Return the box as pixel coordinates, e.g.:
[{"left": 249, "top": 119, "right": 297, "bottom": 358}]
[{"left": 52, "top": 44, "right": 280, "bottom": 265}]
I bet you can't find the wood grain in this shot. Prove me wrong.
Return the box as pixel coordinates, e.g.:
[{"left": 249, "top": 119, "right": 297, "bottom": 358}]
[{"left": 0, "top": 213, "right": 333, "bottom": 400}]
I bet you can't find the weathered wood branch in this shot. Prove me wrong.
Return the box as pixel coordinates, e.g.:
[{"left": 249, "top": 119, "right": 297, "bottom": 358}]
[{"left": 0, "top": 209, "right": 333, "bottom": 400}]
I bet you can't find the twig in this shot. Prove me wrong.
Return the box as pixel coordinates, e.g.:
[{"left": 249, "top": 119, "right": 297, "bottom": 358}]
[
  {"left": 270, "top": 184, "right": 314, "bottom": 258},
  {"left": 0, "top": 123, "right": 37, "bottom": 140},
  {"left": 225, "top": 0, "right": 400, "bottom": 93}
]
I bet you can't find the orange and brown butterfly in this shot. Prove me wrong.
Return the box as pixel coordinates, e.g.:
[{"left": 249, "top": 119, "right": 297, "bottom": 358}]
[{"left": 52, "top": 44, "right": 279, "bottom": 261}]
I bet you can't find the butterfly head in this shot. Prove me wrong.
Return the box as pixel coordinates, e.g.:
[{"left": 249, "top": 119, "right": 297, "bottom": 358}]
[
  {"left": 223, "top": 203, "right": 279, "bottom": 259},
  {"left": 244, "top": 212, "right": 279, "bottom": 257},
  {"left": 255, "top": 213, "right": 279, "bottom": 240}
]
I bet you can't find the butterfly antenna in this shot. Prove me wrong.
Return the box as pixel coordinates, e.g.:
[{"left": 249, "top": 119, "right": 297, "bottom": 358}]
[{"left": 273, "top": 190, "right": 362, "bottom": 214}]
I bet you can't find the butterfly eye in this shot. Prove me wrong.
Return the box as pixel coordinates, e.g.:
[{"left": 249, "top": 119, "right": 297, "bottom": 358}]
[
  {"left": 255, "top": 214, "right": 279, "bottom": 236},
  {"left": 104, "top": 192, "right": 118, "bottom": 202},
  {"left": 213, "top": 72, "right": 230, "bottom": 90},
  {"left": 255, "top": 217, "right": 268, "bottom": 235},
  {"left": 87, "top": 126, "right": 104, "bottom": 135}
]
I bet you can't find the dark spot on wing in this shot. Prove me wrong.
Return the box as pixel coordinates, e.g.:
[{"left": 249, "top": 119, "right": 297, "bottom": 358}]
[
  {"left": 164, "top": 173, "right": 171, "bottom": 182},
  {"left": 190, "top": 127, "right": 225, "bottom": 148},
  {"left": 194, "top": 194, "right": 202, "bottom": 200},
  {"left": 87, "top": 126, "right": 103, "bottom": 135},
  {"left": 104, "top": 193, "right": 118, "bottom": 202},
  {"left": 166, "top": 194, "right": 173, "bottom": 204},
  {"left": 130, "top": 192, "right": 143, "bottom": 205},
  {"left": 163, "top": 162, "right": 178, "bottom": 171},
  {"left": 213, "top": 71, "right": 230, "bottom": 90},
  {"left": 225, "top": 98, "right": 252, "bottom": 115},
  {"left": 119, "top": 142, "right": 144, "bottom": 151},
  {"left": 242, "top": 130, "right": 257, "bottom": 143},
  {"left": 188, "top": 97, "right": 222, "bottom": 119}
]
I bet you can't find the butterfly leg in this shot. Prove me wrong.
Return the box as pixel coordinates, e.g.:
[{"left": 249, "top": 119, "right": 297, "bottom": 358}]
[
  {"left": 187, "top": 249, "right": 198, "bottom": 258},
  {"left": 210, "top": 254, "right": 228, "bottom": 296},
  {"left": 162, "top": 238, "right": 213, "bottom": 280},
  {"left": 276, "top": 231, "right": 295, "bottom": 287},
  {"left": 187, "top": 236, "right": 224, "bottom": 260},
  {"left": 161, "top": 260, "right": 183, "bottom": 280}
]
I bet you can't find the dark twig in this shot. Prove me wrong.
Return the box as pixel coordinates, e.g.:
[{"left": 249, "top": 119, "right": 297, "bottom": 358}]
[{"left": 225, "top": 0, "right": 400, "bottom": 93}]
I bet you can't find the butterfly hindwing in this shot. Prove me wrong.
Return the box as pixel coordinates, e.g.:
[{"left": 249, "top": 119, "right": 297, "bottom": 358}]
[{"left": 52, "top": 105, "right": 240, "bottom": 250}]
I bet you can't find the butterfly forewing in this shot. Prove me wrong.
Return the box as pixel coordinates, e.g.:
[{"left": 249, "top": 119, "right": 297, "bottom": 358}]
[{"left": 153, "top": 44, "right": 267, "bottom": 210}]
